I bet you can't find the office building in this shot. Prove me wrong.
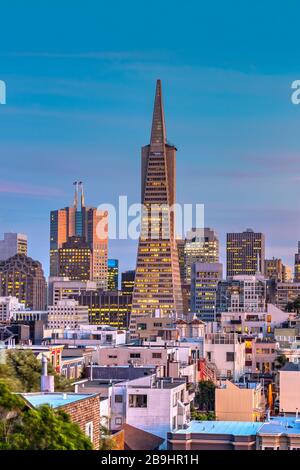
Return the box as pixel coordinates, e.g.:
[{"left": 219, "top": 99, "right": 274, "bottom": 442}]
[
  {"left": 191, "top": 262, "right": 223, "bottom": 322},
  {"left": 108, "top": 259, "right": 119, "bottom": 291},
  {"left": 121, "top": 270, "right": 135, "bottom": 295},
  {"left": 0, "top": 254, "right": 46, "bottom": 310},
  {"left": 217, "top": 275, "right": 267, "bottom": 314},
  {"left": 50, "top": 182, "right": 108, "bottom": 288},
  {"left": 0, "top": 233, "right": 27, "bottom": 261},
  {"left": 48, "top": 277, "right": 97, "bottom": 305},
  {"left": 58, "top": 236, "right": 91, "bottom": 281},
  {"left": 131, "top": 80, "right": 183, "bottom": 333},
  {"left": 47, "top": 299, "right": 89, "bottom": 329},
  {"left": 226, "top": 229, "right": 265, "bottom": 278},
  {"left": 184, "top": 228, "right": 219, "bottom": 284}
]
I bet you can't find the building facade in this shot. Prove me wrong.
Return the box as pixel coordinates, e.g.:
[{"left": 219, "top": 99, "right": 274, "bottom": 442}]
[
  {"left": 191, "top": 262, "right": 223, "bottom": 322},
  {"left": 108, "top": 259, "right": 119, "bottom": 291},
  {"left": 184, "top": 228, "right": 219, "bottom": 284},
  {"left": 0, "top": 233, "right": 27, "bottom": 261},
  {"left": 0, "top": 254, "right": 46, "bottom": 310},
  {"left": 226, "top": 229, "right": 265, "bottom": 278},
  {"left": 58, "top": 236, "right": 91, "bottom": 281},
  {"left": 48, "top": 299, "right": 89, "bottom": 329}
]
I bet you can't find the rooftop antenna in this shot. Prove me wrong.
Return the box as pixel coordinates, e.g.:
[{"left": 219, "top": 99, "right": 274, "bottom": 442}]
[
  {"left": 78, "top": 181, "right": 85, "bottom": 208},
  {"left": 73, "top": 181, "right": 78, "bottom": 209}
]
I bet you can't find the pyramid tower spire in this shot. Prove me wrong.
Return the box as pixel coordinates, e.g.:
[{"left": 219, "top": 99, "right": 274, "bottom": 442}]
[{"left": 150, "top": 79, "right": 166, "bottom": 147}]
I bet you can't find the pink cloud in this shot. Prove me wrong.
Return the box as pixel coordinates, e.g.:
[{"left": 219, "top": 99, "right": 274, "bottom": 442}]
[{"left": 0, "top": 181, "right": 63, "bottom": 197}]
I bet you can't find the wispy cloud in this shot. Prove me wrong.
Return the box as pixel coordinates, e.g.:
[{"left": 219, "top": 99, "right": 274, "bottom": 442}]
[{"left": 0, "top": 181, "right": 63, "bottom": 197}]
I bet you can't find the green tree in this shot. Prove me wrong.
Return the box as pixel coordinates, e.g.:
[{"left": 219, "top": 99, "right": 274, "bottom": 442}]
[
  {"left": 275, "top": 354, "right": 288, "bottom": 370},
  {"left": 1, "top": 350, "right": 72, "bottom": 392},
  {"left": 0, "top": 380, "right": 92, "bottom": 450},
  {"left": 285, "top": 296, "right": 300, "bottom": 313},
  {"left": 195, "top": 380, "right": 216, "bottom": 412},
  {"left": 190, "top": 408, "right": 215, "bottom": 421}
]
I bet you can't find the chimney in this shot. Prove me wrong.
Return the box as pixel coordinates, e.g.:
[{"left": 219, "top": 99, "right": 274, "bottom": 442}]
[{"left": 40, "top": 354, "right": 54, "bottom": 393}]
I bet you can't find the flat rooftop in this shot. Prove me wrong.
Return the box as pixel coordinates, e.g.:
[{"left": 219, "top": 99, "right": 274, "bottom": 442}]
[
  {"left": 259, "top": 417, "right": 300, "bottom": 435},
  {"left": 174, "top": 420, "right": 263, "bottom": 436},
  {"left": 20, "top": 392, "right": 98, "bottom": 409}
]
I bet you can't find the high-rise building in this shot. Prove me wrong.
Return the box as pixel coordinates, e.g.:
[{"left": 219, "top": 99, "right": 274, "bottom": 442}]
[
  {"left": 121, "top": 270, "right": 135, "bottom": 295},
  {"left": 50, "top": 182, "right": 108, "bottom": 288},
  {"left": 294, "top": 242, "right": 300, "bottom": 282},
  {"left": 0, "top": 254, "right": 46, "bottom": 310},
  {"left": 265, "top": 258, "right": 283, "bottom": 281},
  {"left": 58, "top": 236, "right": 91, "bottom": 281},
  {"left": 108, "top": 259, "right": 119, "bottom": 291},
  {"left": 184, "top": 228, "right": 219, "bottom": 284},
  {"left": 191, "top": 262, "right": 223, "bottom": 322},
  {"left": 0, "top": 233, "right": 27, "bottom": 261},
  {"left": 226, "top": 229, "right": 265, "bottom": 278},
  {"left": 130, "top": 80, "right": 183, "bottom": 334},
  {"left": 282, "top": 264, "right": 292, "bottom": 282}
]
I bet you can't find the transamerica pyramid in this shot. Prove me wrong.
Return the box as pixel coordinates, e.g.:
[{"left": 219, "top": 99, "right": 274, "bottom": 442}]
[{"left": 130, "top": 80, "right": 183, "bottom": 336}]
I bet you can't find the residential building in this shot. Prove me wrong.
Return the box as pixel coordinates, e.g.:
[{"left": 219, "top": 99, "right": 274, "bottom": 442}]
[
  {"left": 167, "top": 420, "right": 262, "bottom": 450},
  {"left": 217, "top": 275, "right": 267, "bottom": 314},
  {"left": 191, "top": 262, "right": 223, "bottom": 322},
  {"left": 215, "top": 380, "right": 265, "bottom": 422},
  {"left": 21, "top": 392, "right": 100, "bottom": 449},
  {"left": 131, "top": 80, "right": 183, "bottom": 334},
  {"left": 275, "top": 282, "right": 300, "bottom": 310},
  {"left": 257, "top": 416, "right": 300, "bottom": 450},
  {"left": 47, "top": 299, "right": 89, "bottom": 329},
  {"left": 0, "top": 254, "right": 46, "bottom": 310},
  {"left": 279, "top": 362, "right": 300, "bottom": 414},
  {"left": 49, "top": 324, "right": 127, "bottom": 347},
  {"left": 226, "top": 229, "right": 265, "bottom": 278},
  {"left": 0, "top": 233, "right": 27, "bottom": 261},
  {"left": 204, "top": 333, "right": 245, "bottom": 381},
  {"left": 108, "top": 259, "right": 119, "bottom": 291}
]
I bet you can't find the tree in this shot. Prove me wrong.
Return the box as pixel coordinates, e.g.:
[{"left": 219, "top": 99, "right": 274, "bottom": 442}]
[
  {"left": 0, "top": 350, "right": 72, "bottom": 392},
  {"left": 274, "top": 354, "right": 288, "bottom": 370},
  {"left": 0, "top": 380, "right": 92, "bottom": 450},
  {"left": 190, "top": 407, "right": 215, "bottom": 421},
  {"left": 195, "top": 380, "right": 216, "bottom": 412},
  {"left": 285, "top": 296, "right": 300, "bottom": 313}
]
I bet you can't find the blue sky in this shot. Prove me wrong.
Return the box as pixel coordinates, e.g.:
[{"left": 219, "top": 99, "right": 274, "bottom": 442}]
[{"left": 1, "top": 0, "right": 300, "bottom": 277}]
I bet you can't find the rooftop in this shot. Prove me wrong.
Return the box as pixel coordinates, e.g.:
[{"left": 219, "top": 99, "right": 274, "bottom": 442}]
[
  {"left": 174, "top": 420, "right": 263, "bottom": 436},
  {"left": 20, "top": 392, "right": 98, "bottom": 409},
  {"left": 259, "top": 417, "right": 300, "bottom": 435}
]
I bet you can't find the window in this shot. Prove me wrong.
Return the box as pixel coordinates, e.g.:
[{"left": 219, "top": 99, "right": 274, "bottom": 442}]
[
  {"left": 130, "top": 353, "right": 141, "bottom": 359},
  {"left": 226, "top": 352, "right": 235, "bottom": 362},
  {"left": 152, "top": 353, "right": 162, "bottom": 359},
  {"left": 115, "top": 417, "right": 122, "bottom": 425},
  {"left": 85, "top": 421, "right": 93, "bottom": 442},
  {"left": 114, "top": 394, "right": 123, "bottom": 403},
  {"left": 129, "top": 394, "right": 148, "bottom": 408},
  {"left": 137, "top": 323, "right": 147, "bottom": 330}
]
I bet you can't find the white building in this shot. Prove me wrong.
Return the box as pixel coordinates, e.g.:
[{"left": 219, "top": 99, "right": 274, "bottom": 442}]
[
  {"left": 204, "top": 332, "right": 245, "bottom": 381},
  {"left": 47, "top": 299, "right": 89, "bottom": 328},
  {"left": 0, "top": 296, "right": 24, "bottom": 322},
  {"left": 0, "top": 233, "right": 27, "bottom": 261},
  {"left": 48, "top": 277, "right": 97, "bottom": 305},
  {"left": 49, "top": 324, "right": 127, "bottom": 347},
  {"left": 111, "top": 375, "right": 192, "bottom": 446}
]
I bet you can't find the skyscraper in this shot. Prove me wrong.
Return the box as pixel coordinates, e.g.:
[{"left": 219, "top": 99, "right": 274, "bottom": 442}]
[
  {"left": 0, "top": 233, "right": 27, "bottom": 261},
  {"left": 191, "top": 262, "right": 223, "bottom": 322},
  {"left": 0, "top": 254, "right": 46, "bottom": 310},
  {"left": 294, "top": 242, "right": 300, "bottom": 282},
  {"left": 184, "top": 228, "right": 219, "bottom": 284},
  {"left": 130, "top": 80, "right": 183, "bottom": 333},
  {"left": 121, "top": 270, "right": 135, "bottom": 295},
  {"left": 108, "top": 259, "right": 119, "bottom": 291},
  {"left": 50, "top": 182, "right": 108, "bottom": 287},
  {"left": 226, "top": 229, "right": 265, "bottom": 278},
  {"left": 58, "top": 236, "right": 91, "bottom": 281}
]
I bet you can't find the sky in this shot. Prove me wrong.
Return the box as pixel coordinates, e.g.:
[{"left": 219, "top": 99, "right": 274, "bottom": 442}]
[{"left": 1, "top": 0, "right": 300, "bottom": 277}]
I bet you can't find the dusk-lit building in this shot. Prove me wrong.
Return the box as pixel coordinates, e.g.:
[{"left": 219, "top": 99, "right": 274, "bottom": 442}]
[
  {"left": 0, "top": 233, "right": 27, "bottom": 261},
  {"left": 121, "top": 270, "right": 135, "bottom": 295},
  {"left": 226, "top": 229, "right": 265, "bottom": 278},
  {"left": 184, "top": 228, "right": 219, "bottom": 284},
  {"left": 191, "top": 262, "right": 223, "bottom": 322},
  {"left": 108, "top": 259, "right": 119, "bottom": 291},
  {"left": 0, "top": 254, "right": 46, "bottom": 310},
  {"left": 58, "top": 236, "right": 91, "bottom": 281},
  {"left": 50, "top": 182, "right": 108, "bottom": 288},
  {"left": 131, "top": 80, "right": 183, "bottom": 334}
]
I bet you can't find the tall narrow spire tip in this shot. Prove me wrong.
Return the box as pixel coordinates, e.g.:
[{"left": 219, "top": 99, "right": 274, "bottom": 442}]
[{"left": 150, "top": 79, "right": 166, "bottom": 147}]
